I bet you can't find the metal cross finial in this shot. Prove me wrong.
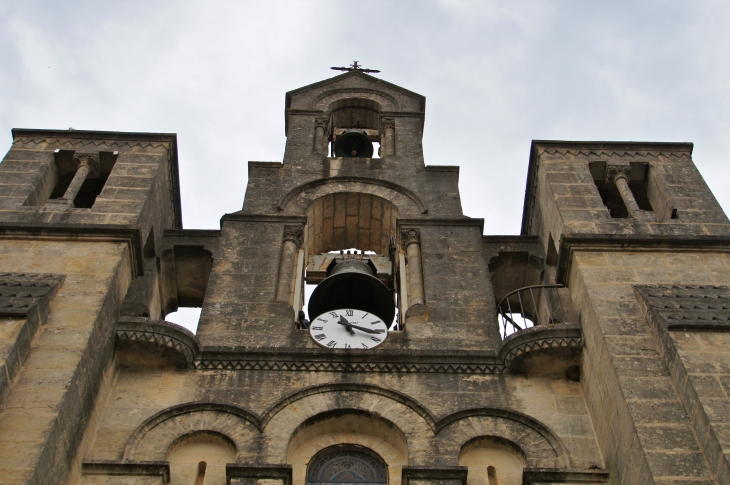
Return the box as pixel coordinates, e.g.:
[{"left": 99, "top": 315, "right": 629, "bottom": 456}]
[{"left": 330, "top": 61, "right": 381, "bottom": 74}]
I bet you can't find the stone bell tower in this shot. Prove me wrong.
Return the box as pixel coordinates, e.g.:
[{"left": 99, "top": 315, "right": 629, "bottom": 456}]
[{"left": 0, "top": 70, "right": 729, "bottom": 485}]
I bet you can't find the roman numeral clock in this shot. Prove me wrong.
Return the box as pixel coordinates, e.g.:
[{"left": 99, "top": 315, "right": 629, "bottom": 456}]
[{"left": 307, "top": 258, "right": 396, "bottom": 350}]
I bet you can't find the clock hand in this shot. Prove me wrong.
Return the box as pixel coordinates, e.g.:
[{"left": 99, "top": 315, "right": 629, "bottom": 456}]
[
  {"left": 338, "top": 315, "right": 356, "bottom": 335},
  {"left": 335, "top": 320, "right": 384, "bottom": 334}
]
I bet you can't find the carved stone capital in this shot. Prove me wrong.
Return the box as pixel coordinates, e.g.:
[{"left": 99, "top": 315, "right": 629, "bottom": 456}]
[
  {"left": 605, "top": 161, "right": 631, "bottom": 184},
  {"left": 283, "top": 225, "right": 304, "bottom": 247},
  {"left": 381, "top": 117, "right": 395, "bottom": 131},
  {"left": 73, "top": 152, "right": 101, "bottom": 178},
  {"left": 400, "top": 228, "right": 421, "bottom": 249},
  {"left": 314, "top": 117, "right": 329, "bottom": 131}
]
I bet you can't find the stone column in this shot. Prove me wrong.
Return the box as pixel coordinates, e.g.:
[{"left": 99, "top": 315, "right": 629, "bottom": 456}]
[
  {"left": 63, "top": 153, "right": 100, "bottom": 204},
  {"left": 606, "top": 161, "right": 642, "bottom": 218},
  {"left": 401, "top": 228, "right": 424, "bottom": 307},
  {"left": 276, "top": 225, "right": 303, "bottom": 304},
  {"left": 381, "top": 118, "right": 395, "bottom": 157},
  {"left": 313, "top": 117, "right": 329, "bottom": 155}
]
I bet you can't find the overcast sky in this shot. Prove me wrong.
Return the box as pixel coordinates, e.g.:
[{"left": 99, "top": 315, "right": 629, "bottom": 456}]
[{"left": 2, "top": 1, "right": 730, "bottom": 329}]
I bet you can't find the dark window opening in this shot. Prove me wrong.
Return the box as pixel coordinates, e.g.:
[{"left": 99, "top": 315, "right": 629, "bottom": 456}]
[
  {"left": 597, "top": 184, "right": 629, "bottom": 218},
  {"left": 49, "top": 150, "right": 117, "bottom": 208},
  {"left": 307, "top": 445, "right": 387, "bottom": 485},
  {"left": 628, "top": 180, "right": 653, "bottom": 211}
]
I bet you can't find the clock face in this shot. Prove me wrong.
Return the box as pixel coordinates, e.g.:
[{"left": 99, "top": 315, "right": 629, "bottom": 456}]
[{"left": 309, "top": 309, "right": 389, "bottom": 350}]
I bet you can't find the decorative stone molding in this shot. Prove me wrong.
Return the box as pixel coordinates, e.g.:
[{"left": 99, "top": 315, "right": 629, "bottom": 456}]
[
  {"left": 227, "top": 464, "right": 292, "bottom": 485},
  {"left": 314, "top": 117, "right": 329, "bottom": 130},
  {"left": 195, "top": 358, "right": 506, "bottom": 374},
  {"left": 401, "top": 466, "right": 467, "bottom": 485},
  {"left": 522, "top": 468, "right": 609, "bottom": 484},
  {"left": 381, "top": 117, "right": 395, "bottom": 131},
  {"left": 72, "top": 151, "right": 101, "bottom": 178},
  {"left": 539, "top": 147, "right": 691, "bottom": 159},
  {"left": 82, "top": 461, "right": 170, "bottom": 481},
  {"left": 498, "top": 323, "right": 583, "bottom": 370},
  {"left": 635, "top": 284, "right": 730, "bottom": 330},
  {"left": 604, "top": 161, "right": 631, "bottom": 184},
  {"left": 116, "top": 317, "right": 200, "bottom": 367},
  {"left": 283, "top": 225, "right": 304, "bottom": 248},
  {"left": 400, "top": 228, "right": 421, "bottom": 249}
]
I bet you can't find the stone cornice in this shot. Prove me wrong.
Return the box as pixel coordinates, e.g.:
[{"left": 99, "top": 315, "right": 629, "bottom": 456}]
[
  {"left": 117, "top": 317, "right": 200, "bottom": 367},
  {"left": 556, "top": 234, "right": 730, "bottom": 285},
  {"left": 498, "top": 324, "right": 582, "bottom": 370},
  {"left": 221, "top": 213, "right": 308, "bottom": 224},
  {"left": 82, "top": 461, "right": 169, "bottom": 481}
]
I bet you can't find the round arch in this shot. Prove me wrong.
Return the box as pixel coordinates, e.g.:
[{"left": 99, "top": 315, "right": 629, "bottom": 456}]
[
  {"left": 123, "top": 402, "right": 260, "bottom": 461},
  {"left": 435, "top": 409, "right": 572, "bottom": 469},
  {"left": 288, "top": 410, "right": 407, "bottom": 485},
  {"left": 277, "top": 177, "right": 427, "bottom": 216}
]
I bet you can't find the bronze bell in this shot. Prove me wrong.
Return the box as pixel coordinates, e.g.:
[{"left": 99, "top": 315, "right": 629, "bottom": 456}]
[
  {"left": 333, "top": 130, "right": 374, "bottom": 158},
  {"left": 308, "top": 259, "right": 395, "bottom": 324}
]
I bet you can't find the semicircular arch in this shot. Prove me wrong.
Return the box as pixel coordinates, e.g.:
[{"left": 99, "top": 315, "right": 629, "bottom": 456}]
[
  {"left": 277, "top": 177, "right": 427, "bottom": 216},
  {"left": 262, "top": 384, "right": 434, "bottom": 465},
  {"left": 123, "top": 402, "right": 261, "bottom": 462},
  {"left": 435, "top": 408, "right": 572, "bottom": 469},
  {"left": 313, "top": 89, "right": 399, "bottom": 112}
]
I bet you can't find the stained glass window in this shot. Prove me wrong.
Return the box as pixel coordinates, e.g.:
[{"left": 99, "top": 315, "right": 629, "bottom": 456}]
[{"left": 307, "top": 446, "right": 388, "bottom": 485}]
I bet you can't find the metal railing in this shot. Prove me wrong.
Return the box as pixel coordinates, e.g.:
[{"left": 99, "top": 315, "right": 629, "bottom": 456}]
[{"left": 497, "top": 284, "right": 565, "bottom": 338}]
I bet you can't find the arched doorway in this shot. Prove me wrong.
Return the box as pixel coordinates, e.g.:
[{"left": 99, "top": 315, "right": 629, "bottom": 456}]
[{"left": 307, "top": 445, "right": 388, "bottom": 485}]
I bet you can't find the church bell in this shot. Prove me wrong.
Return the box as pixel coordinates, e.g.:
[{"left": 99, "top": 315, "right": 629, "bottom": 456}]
[
  {"left": 308, "top": 259, "right": 395, "bottom": 324},
  {"left": 333, "top": 130, "right": 374, "bottom": 158}
]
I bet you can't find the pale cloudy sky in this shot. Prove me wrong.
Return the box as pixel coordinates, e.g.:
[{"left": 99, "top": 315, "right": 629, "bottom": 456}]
[{"left": 2, "top": 1, "right": 730, "bottom": 328}]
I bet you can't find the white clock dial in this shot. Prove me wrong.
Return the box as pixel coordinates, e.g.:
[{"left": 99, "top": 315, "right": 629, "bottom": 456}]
[{"left": 309, "top": 309, "right": 389, "bottom": 350}]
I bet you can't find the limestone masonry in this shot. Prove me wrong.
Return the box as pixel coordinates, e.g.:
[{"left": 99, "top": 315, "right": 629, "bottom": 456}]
[{"left": 0, "top": 72, "right": 729, "bottom": 485}]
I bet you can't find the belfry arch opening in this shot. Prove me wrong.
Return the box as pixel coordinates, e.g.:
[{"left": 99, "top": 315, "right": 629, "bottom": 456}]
[
  {"left": 301, "top": 193, "right": 398, "bottom": 326},
  {"left": 328, "top": 98, "right": 383, "bottom": 158}
]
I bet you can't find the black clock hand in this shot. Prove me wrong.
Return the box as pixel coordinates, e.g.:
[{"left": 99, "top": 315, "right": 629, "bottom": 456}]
[
  {"left": 336, "top": 320, "right": 384, "bottom": 334},
  {"left": 338, "top": 315, "right": 356, "bottom": 335}
]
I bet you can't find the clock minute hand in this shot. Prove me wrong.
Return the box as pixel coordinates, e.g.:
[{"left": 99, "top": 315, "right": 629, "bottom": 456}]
[{"left": 336, "top": 321, "right": 384, "bottom": 334}]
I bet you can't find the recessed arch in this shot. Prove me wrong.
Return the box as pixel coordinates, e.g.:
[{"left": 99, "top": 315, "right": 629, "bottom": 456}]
[
  {"left": 123, "top": 402, "right": 261, "bottom": 461},
  {"left": 277, "top": 177, "right": 428, "bottom": 216},
  {"left": 168, "top": 431, "right": 236, "bottom": 485},
  {"left": 459, "top": 436, "right": 527, "bottom": 485},
  {"left": 288, "top": 410, "right": 407, "bottom": 485},
  {"left": 435, "top": 408, "right": 572, "bottom": 469},
  {"left": 313, "top": 88, "right": 400, "bottom": 112},
  {"left": 306, "top": 193, "right": 397, "bottom": 255}
]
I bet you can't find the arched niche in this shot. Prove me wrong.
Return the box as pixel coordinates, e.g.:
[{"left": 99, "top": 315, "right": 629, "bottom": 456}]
[
  {"left": 124, "top": 403, "right": 260, "bottom": 462},
  {"left": 287, "top": 410, "right": 408, "bottom": 485},
  {"left": 329, "top": 98, "right": 382, "bottom": 131},
  {"left": 306, "top": 193, "right": 398, "bottom": 255},
  {"left": 313, "top": 89, "right": 399, "bottom": 112},
  {"left": 458, "top": 437, "right": 527, "bottom": 485},
  {"left": 167, "top": 431, "right": 236, "bottom": 485},
  {"left": 435, "top": 410, "right": 571, "bottom": 469},
  {"left": 278, "top": 178, "right": 426, "bottom": 216}
]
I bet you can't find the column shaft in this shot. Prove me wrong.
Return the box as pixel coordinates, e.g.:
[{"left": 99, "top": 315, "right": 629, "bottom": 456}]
[
  {"left": 276, "top": 239, "right": 298, "bottom": 303},
  {"left": 615, "top": 176, "right": 642, "bottom": 218},
  {"left": 405, "top": 242, "right": 424, "bottom": 306},
  {"left": 62, "top": 164, "right": 90, "bottom": 202}
]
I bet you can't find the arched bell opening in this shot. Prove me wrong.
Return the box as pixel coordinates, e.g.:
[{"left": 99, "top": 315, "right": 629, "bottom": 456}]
[
  {"left": 300, "top": 193, "right": 399, "bottom": 327},
  {"left": 458, "top": 436, "right": 527, "bottom": 485},
  {"left": 326, "top": 98, "right": 384, "bottom": 158}
]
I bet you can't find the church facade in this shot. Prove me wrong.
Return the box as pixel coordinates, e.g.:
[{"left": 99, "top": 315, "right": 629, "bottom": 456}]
[{"left": 0, "top": 72, "right": 729, "bottom": 485}]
